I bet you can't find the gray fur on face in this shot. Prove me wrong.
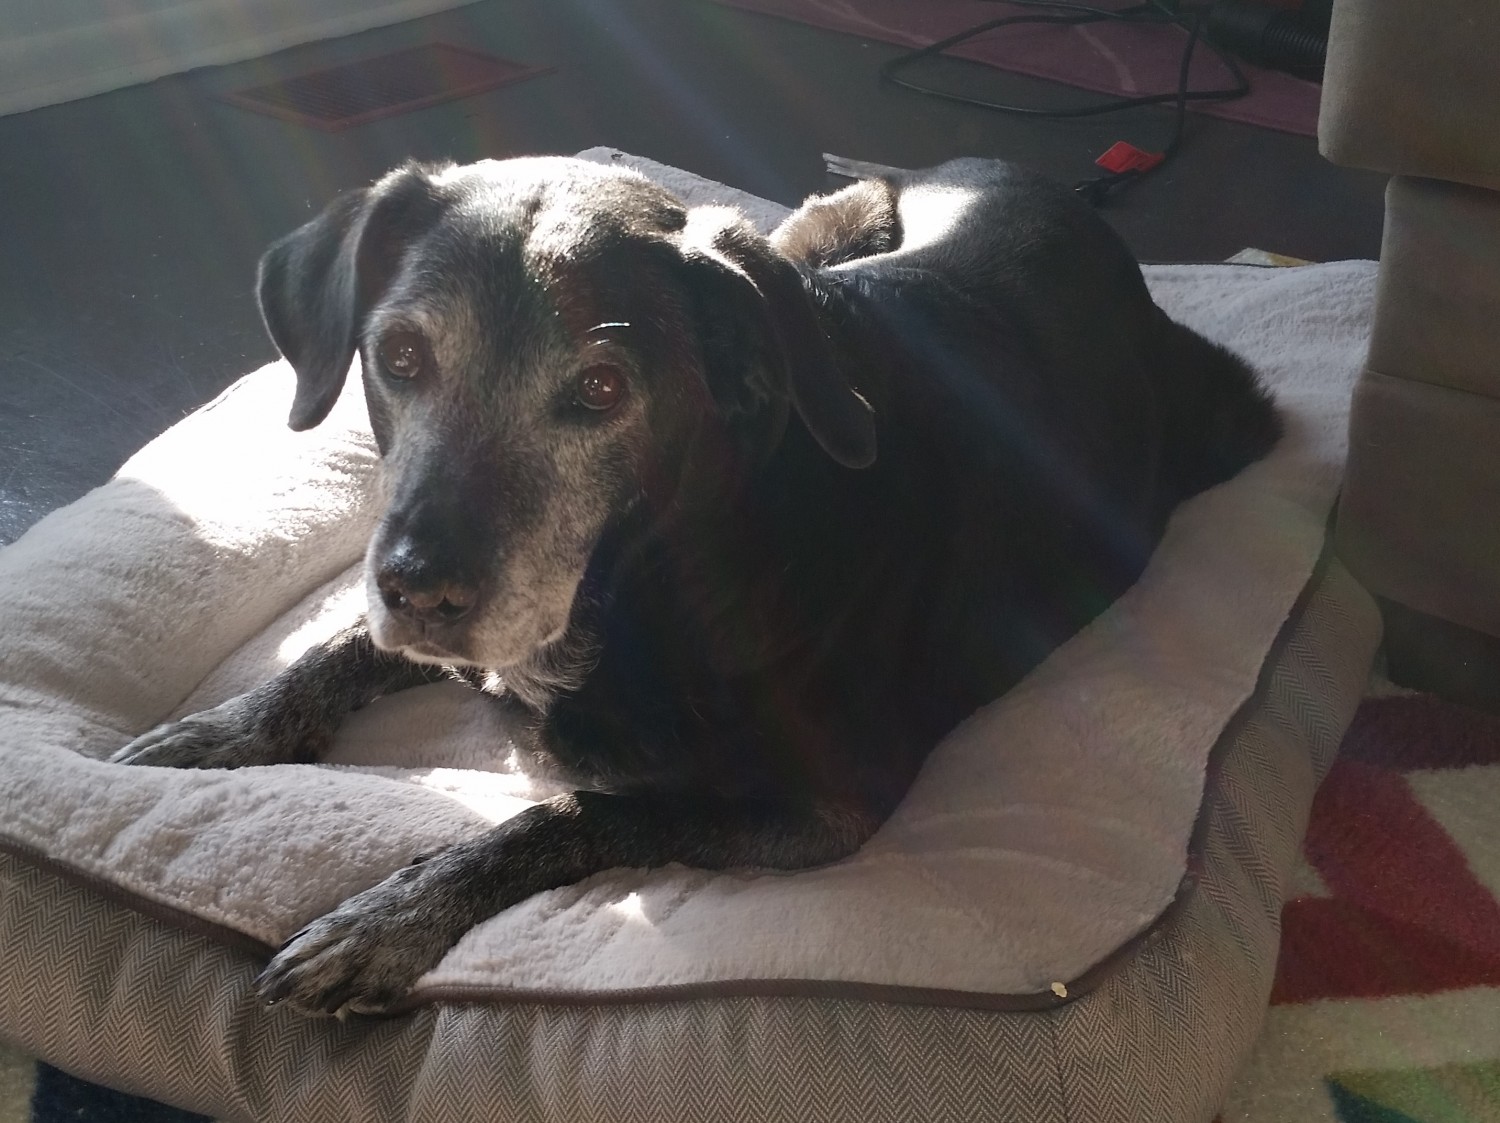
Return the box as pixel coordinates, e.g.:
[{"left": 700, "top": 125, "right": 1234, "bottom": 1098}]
[{"left": 354, "top": 203, "right": 666, "bottom": 670}]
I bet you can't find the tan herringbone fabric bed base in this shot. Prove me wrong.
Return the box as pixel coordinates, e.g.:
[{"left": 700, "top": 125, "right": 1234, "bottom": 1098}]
[{"left": 0, "top": 560, "right": 1379, "bottom": 1123}]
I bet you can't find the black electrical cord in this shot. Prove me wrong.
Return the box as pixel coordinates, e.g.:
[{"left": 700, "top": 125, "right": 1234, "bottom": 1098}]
[{"left": 878, "top": 0, "right": 1250, "bottom": 203}]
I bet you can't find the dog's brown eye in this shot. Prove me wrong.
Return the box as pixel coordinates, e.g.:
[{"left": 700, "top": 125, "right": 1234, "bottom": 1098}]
[
  {"left": 378, "top": 332, "right": 426, "bottom": 379},
  {"left": 576, "top": 364, "right": 627, "bottom": 411}
]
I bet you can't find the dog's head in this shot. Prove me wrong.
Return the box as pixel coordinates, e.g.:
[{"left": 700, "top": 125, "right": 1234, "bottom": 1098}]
[{"left": 256, "top": 157, "right": 875, "bottom": 669}]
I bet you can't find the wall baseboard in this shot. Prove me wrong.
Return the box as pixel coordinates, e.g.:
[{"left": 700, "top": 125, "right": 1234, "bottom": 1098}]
[{"left": 1, "top": 0, "right": 481, "bottom": 118}]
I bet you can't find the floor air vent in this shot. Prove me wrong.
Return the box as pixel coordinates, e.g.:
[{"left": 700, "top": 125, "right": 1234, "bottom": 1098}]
[{"left": 218, "top": 44, "right": 552, "bottom": 131}]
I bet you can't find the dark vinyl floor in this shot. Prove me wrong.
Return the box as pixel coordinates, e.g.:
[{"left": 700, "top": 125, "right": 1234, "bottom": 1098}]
[{"left": 0, "top": 0, "right": 1387, "bottom": 546}]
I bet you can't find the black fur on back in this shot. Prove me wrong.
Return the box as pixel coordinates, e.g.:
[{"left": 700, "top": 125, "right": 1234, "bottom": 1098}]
[{"left": 539, "top": 160, "right": 1281, "bottom": 823}]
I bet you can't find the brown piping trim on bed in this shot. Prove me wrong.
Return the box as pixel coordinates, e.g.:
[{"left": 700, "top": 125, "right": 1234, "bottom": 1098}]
[
  {"left": 0, "top": 536, "right": 1334, "bottom": 1017},
  {"left": 397, "top": 879, "right": 1206, "bottom": 1015},
  {"left": 1186, "top": 528, "right": 1337, "bottom": 863}
]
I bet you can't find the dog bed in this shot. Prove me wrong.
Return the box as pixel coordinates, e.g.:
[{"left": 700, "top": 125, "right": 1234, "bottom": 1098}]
[{"left": 0, "top": 152, "right": 1381, "bottom": 1122}]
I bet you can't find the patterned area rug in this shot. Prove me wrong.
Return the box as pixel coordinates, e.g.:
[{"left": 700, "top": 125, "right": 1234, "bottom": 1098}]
[
  {"left": 1225, "top": 694, "right": 1500, "bottom": 1121},
  {"left": 702, "top": 0, "right": 1324, "bottom": 136},
  {"left": 7, "top": 692, "right": 1497, "bottom": 1121}
]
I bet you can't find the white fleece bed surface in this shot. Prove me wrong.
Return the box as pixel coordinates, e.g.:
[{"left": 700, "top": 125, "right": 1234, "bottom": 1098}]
[{"left": 0, "top": 154, "right": 1376, "bottom": 1002}]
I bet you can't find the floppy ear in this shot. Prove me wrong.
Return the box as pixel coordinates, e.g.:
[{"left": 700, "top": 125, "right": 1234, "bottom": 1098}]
[
  {"left": 677, "top": 209, "right": 877, "bottom": 470},
  {"left": 770, "top": 177, "right": 900, "bottom": 269},
  {"left": 256, "top": 164, "right": 447, "bottom": 431}
]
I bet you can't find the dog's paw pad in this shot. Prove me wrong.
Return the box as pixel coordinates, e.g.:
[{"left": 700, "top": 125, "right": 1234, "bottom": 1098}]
[
  {"left": 254, "top": 865, "right": 461, "bottom": 1017},
  {"left": 110, "top": 696, "right": 297, "bottom": 769},
  {"left": 111, "top": 721, "right": 243, "bottom": 768}
]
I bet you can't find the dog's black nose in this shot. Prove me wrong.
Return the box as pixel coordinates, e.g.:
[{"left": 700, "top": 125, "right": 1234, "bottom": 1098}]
[
  {"left": 376, "top": 556, "right": 478, "bottom": 627},
  {"left": 374, "top": 503, "right": 489, "bottom": 631},
  {"left": 378, "top": 577, "right": 476, "bottom": 624}
]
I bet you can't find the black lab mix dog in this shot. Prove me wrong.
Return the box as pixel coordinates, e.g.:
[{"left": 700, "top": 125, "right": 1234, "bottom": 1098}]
[{"left": 115, "top": 156, "right": 1280, "bottom": 1016}]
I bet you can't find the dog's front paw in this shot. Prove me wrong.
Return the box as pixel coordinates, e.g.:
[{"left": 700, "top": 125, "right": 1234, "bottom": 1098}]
[
  {"left": 255, "top": 862, "right": 467, "bottom": 1017},
  {"left": 111, "top": 694, "right": 319, "bottom": 769}
]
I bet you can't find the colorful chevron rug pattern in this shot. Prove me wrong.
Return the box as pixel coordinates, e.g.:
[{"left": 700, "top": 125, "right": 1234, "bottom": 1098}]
[{"left": 1225, "top": 693, "right": 1500, "bottom": 1122}]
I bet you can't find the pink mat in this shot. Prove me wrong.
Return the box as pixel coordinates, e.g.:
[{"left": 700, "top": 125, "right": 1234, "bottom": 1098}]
[{"left": 709, "top": 0, "right": 1322, "bottom": 137}]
